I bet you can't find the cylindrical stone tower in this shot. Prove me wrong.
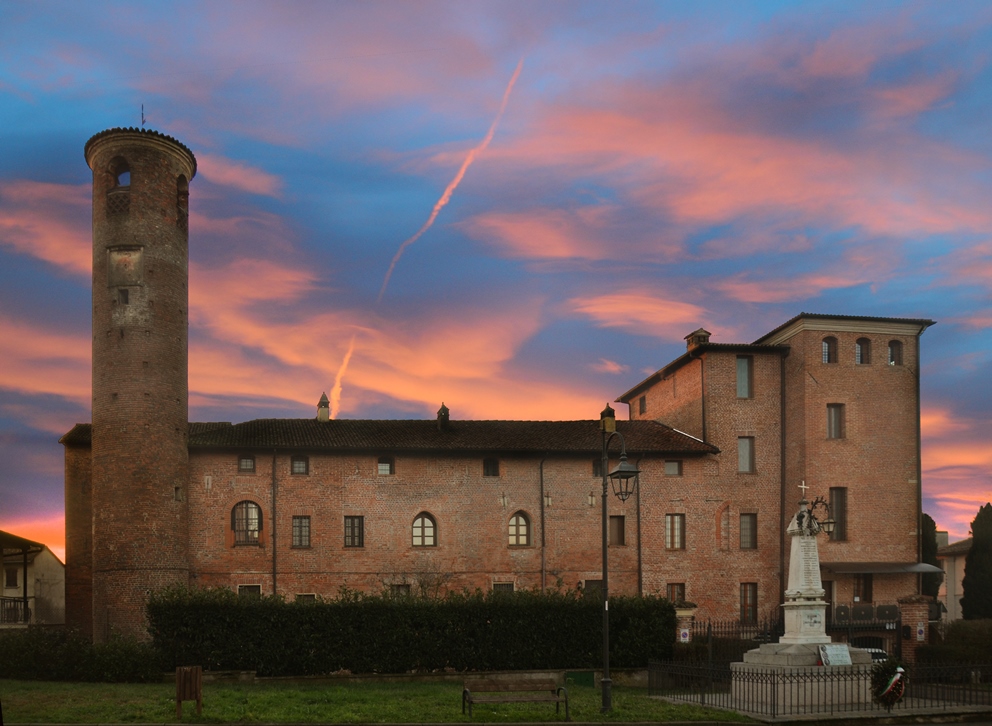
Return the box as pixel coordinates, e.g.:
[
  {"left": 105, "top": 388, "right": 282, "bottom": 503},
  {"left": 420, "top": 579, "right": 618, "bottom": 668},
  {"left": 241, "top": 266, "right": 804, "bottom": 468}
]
[{"left": 84, "top": 128, "right": 196, "bottom": 640}]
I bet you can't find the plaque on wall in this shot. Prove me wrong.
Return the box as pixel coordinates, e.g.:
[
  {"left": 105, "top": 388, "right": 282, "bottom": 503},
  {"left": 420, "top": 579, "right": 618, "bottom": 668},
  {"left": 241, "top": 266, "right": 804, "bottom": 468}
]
[{"left": 818, "top": 644, "right": 852, "bottom": 666}]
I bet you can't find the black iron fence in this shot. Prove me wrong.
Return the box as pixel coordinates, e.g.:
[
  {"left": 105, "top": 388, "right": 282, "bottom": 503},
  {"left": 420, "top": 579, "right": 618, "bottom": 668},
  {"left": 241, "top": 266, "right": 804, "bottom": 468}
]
[
  {"left": 649, "top": 661, "right": 992, "bottom": 718},
  {"left": 0, "top": 597, "right": 30, "bottom": 624}
]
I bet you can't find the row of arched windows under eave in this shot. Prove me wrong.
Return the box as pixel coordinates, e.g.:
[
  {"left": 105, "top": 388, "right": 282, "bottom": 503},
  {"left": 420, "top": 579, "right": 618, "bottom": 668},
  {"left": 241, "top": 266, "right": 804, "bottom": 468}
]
[
  {"left": 230, "top": 501, "right": 534, "bottom": 548},
  {"left": 821, "top": 336, "right": 903, "bottom": 366}
]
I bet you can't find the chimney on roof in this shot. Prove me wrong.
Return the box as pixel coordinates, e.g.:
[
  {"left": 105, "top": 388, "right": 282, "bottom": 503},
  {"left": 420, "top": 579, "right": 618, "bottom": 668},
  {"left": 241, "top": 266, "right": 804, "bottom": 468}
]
[
  {"left": 437, "top": 402, "right": 449, "bottom": 431},
  {"left": 317, "top": 392, "right": 330, "bottom": 422},
  {"left": 685, "top": 328, "right": 712, "bottom": 351}
]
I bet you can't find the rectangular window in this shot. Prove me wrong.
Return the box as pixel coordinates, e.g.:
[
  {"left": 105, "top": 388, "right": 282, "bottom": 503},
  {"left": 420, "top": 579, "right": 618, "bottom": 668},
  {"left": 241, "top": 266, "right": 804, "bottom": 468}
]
[
  {"left": 238, "top": 585, "right": 261, "bottom": 598},
  {"left": 238, "top": 455, "right": 255, "bottom": 473},
  {"left": 295, "top": 594, "right": 316, "bottom": 603},
  {"left": 344, "top": 516, "right": 365, "bottom": 548},
  {"left": 118, "top": 288, "right": 129, "bottom": 305},
  {"left": 667, "top": 583, "right": 686, "bottom": 604},
  {"left": 665, "top": 514, "right": 685, "bottom": 550},
  {"left": 584, "top": 579, "right": 603, "bottom": 597},
  {"left": 592, "top": 458, "right": 603, "bottom": 478},
  {"left": 638, "top": 395, "right": 647, "bottom": 414},
  {"left": 609, "top": 515, "right": 626, "bottom": 546},
  {"left": 827, "top": 404, "right": 845, "bottom": 439},
  {"left": 854, "top": 574, "right": 873, "bottom": 603},
  {"left": 492, "top": 582, "right": 515, "bottom": 593},
  {"left": 292, "top": 515, "right": 311, "bottom": 548},
  {"left": 738, "top": 437, "right": 755, "bottom": 473},
  {"left": 740, "top": 583, "right": 758, "bottom": 624},
  {"left": 829, "top": 487, "right": 847, "bottom": 541},
  {"left": 664, "top": 460, "right": 683, "bottom": 476},
  {"left": 483, "top": 457, "right": 500, "bottom": 477},
  {"left": 740, "top": 513, "right": 757, "bottom": 549},
  {"left": 291, "top": 455, "right": 309, "bottom": 475},
  {"left": 377, "top": 456, "right": 394, "bottom": 475},
  {"left": 4, "top": 567, "right": 17, "bottom": 589},
  {"left": 390, "top": 584, "right": 411, "bottom": 597},
  {"left": 736, "top": 356, "right": 753, "bottom": 398}
]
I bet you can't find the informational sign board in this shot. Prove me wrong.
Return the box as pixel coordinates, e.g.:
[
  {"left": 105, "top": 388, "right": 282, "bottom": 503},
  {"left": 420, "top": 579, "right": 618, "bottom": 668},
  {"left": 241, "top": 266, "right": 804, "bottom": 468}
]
[{"left": 818, "top": 644, "right": 852, "bottom": 666}]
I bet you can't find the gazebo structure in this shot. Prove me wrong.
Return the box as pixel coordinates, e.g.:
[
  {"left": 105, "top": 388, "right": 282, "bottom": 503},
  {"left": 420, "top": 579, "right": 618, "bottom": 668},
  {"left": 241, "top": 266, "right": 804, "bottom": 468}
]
[{"left": 1, "top": 529, "right": 46, "bottom": 626}]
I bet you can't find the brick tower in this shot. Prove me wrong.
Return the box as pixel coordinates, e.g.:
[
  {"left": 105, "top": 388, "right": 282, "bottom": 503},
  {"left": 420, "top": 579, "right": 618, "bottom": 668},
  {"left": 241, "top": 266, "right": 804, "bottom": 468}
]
[{"left": 84, "top": 128, "right": 196, "bottom": 639}]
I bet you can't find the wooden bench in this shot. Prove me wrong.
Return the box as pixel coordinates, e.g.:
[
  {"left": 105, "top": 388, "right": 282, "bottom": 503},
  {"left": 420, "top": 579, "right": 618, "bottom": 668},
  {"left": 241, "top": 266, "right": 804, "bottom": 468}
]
[{"left": 462, "top": 678, "right": 570, "bottom": 721}]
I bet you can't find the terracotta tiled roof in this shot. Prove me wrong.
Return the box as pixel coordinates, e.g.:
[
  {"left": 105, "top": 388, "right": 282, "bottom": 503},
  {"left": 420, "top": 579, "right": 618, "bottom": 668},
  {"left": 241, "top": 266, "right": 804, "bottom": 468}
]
[
  {"left": 938, "top": 538, "right": 972, "bottom": 557},
  {"left": 60, "top": 419, "right": 717, "bottom": 456}
]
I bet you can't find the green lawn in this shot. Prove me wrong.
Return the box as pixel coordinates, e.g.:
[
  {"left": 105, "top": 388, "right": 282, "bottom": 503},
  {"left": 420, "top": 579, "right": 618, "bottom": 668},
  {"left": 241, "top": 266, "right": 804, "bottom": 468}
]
[{"left": 0, "top": 679, "right": 751, "bottom": 723}]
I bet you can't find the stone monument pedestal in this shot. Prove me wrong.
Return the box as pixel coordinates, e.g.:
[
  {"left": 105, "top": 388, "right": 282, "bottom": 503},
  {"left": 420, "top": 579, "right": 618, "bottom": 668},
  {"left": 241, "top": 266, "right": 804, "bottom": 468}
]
[{"left": 729, "top": 490, "right": 874, "bottom": 716}]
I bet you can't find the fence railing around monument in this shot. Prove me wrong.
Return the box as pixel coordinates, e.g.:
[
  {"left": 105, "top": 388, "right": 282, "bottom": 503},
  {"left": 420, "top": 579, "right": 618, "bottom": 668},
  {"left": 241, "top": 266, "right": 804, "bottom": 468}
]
[{"left": 649, "top": 661, "right": 992, "bottom": 718}]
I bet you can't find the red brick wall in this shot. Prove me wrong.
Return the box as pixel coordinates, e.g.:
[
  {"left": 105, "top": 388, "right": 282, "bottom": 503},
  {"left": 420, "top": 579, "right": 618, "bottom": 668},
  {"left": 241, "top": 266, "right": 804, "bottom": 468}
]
[
  {"left": 187, "top": 450, "right": 665, "bottom": 599},
  {"left": 86, "top": 130, "right": 195, "bottom": 640},
  {"left": 63, "top": 443, "right": 92, "bottom": 636}
]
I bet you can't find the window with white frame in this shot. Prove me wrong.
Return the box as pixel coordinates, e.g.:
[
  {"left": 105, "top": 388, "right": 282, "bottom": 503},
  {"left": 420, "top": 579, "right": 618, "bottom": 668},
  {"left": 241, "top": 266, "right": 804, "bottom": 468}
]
[
  {"left": 412, "top": 512, "right": 437, "bottom": 547},
  {"left": 666, "top": 513, "right": 685, "bottom": 550},
  {"left": 508, "top": 511, "right": 530, "bottom": 547}
]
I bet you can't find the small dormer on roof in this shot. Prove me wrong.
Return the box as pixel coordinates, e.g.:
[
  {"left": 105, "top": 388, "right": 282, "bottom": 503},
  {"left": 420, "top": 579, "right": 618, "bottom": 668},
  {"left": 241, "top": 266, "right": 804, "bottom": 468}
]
[
  {"left": 317, "top": 392, "right": 330, "bottom": 422},
  {"left": 685, "top": 328, "right": 712, "bottom": 351},
  {"left": 437, "top": 402, "right": 450, "bottom": 431}
]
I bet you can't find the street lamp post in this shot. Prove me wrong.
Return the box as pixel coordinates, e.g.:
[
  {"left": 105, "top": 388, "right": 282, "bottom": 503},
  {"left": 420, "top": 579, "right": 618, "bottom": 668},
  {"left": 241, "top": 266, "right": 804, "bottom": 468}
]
[{"left": 599, "top": 404, "right": 641, "bottom": 713}]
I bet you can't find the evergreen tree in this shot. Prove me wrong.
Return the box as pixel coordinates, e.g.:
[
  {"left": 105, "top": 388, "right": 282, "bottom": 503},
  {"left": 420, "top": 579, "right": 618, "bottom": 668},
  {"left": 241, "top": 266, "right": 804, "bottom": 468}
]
[
  {"left": 961, "top": 503, "right": 992, "bottom": 619},
  {"left": 921, "top": 513, "right": 943, "bottom": 598}
]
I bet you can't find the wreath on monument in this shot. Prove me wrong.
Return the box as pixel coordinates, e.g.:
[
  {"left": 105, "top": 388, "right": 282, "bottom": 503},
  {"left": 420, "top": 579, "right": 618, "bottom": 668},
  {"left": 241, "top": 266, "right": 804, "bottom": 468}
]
[{"left": 870, "top": 658, "right": 906, "bottom": 712}]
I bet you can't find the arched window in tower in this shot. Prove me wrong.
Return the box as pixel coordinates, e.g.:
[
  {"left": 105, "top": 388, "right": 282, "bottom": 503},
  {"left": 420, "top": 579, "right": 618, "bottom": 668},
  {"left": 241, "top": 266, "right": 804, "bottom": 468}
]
[
  {"left": 232, "top": 501, "right": 262, "bottom": 545},
  {"left": 508, "top": 511, "right": 530, "bottom": 547},
  {"left": 855, "top": 338, "right": 871, "bottom": 365},
  {"left": 888, "top": 340, "right": 904, "bottom": 366},
  {"left": 821, "top": 336, "right": 838, "bottom": 364},
  {"left": 107, "top": 157, "right": 131, "bottom": 217},
  {"left": 412, "top": 512, "right": 437, "bottom": 547},
  {"left": 176, "top": 175, "right": 189, "bottom": 233}
]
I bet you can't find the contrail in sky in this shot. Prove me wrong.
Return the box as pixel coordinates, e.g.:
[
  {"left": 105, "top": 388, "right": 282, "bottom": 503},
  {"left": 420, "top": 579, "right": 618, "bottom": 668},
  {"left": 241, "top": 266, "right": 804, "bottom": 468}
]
[
  {"left": 328, "top": 57, "right": 524, "bottom": 419},
  {"left": 376, "top": 57, "right": 524, "bottom": 304}
]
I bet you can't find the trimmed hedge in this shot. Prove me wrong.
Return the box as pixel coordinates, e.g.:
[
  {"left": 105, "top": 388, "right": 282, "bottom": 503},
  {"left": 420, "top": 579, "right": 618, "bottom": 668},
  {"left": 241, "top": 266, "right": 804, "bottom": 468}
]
[
  {"left": 917, "top": 619, "right": 992, "bottom": 664},
  {"left": 148, "top": 586, "right": 676, "bottom": 676},
  {"left": 0, "top": 628, "right": 163, "bottom": 682}
]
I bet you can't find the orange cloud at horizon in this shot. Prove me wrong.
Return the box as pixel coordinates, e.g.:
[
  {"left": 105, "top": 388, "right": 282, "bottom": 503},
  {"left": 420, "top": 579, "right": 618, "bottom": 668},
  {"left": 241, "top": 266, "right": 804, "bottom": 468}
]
[{"left": 0, "top": 514, "right": 65, "bottom": 563}]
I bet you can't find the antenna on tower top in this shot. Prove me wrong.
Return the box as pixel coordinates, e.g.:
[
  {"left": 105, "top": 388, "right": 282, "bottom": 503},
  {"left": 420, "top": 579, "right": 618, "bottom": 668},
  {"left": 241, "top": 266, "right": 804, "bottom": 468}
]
[{"left": 141, "top": 104, "right": 146, "bottom": 127}]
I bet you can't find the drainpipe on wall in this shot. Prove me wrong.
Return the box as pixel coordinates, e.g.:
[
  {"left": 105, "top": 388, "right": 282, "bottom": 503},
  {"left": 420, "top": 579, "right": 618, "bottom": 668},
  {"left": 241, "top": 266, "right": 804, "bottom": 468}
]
[
  {"left": 634, "top": 459, "right": 643, "bottom": 596},
  {"left": 778, "top": 349, "right": 789, "bottom": 606},
  {"left": 272, "top": 449, "right": 278, "bottom": 597},
  {"left": 539, "top": 456, "right": 547, "bottom": 591}
]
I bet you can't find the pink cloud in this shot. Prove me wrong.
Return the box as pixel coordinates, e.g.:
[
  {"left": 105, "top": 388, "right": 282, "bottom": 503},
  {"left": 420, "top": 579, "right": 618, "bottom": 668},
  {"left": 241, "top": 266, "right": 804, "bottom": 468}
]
[
  {"left": 712, "top": 269, "right": 871, "bottom": 304},
  {"left": 568, "top": 293, "right": 716, "bottom": 340},
  {"left": 0, "top": 181, "right": 91, "bottom": 276},
  {"left": 0, "top": 314, "right": 90, "bottom": 405},
  {"left": 592, "top": 359, "right": 629, "bottom": 375},
  {"left": 197, "top": 153, "right": 282, "bottom": 197}
]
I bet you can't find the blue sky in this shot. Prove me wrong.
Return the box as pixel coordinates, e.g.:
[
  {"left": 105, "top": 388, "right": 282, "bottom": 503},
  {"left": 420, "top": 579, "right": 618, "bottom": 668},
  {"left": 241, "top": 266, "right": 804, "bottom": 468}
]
[{"left": 1, "top": 1, "right": 991, "bottom": 557}]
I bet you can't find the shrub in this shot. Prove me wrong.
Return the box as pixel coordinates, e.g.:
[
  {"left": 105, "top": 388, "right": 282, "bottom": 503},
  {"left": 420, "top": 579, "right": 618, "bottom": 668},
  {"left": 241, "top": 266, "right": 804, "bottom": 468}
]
[
  {"left": 0, "top": 628, "right": 163, "bottom": 682},
  {"left": 147, "top": 585, "right": 675, "bottom": 676}
]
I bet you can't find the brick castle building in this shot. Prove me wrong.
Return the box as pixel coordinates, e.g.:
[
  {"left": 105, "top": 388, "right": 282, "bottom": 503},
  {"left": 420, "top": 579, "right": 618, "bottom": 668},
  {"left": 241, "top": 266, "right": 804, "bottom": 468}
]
[{"left": 62, "top": 128, "right": 936, "bottom": 640}]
